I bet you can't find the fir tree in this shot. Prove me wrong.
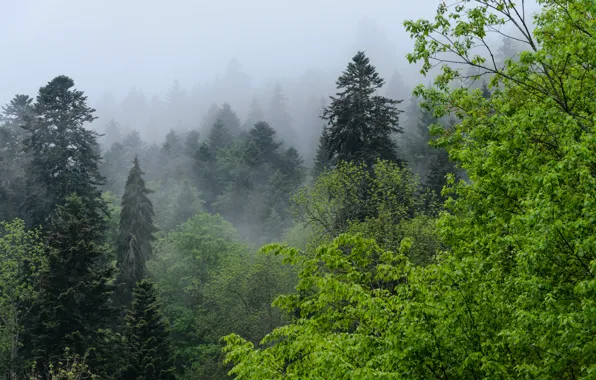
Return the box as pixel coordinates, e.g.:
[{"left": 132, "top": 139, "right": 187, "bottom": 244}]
[
  {"left": 244, "top": 121, "right": 282, "bottom": 167},
  {"left": 21, "top": 75, "right": 106, "bottom": 231},
  {"left": 268, "top": 82, "right": 296, "bottom": 143},
  {"left": 322, "top": 51, "right": 403, "bottom": 167},
  {"left": 184, "top": 129, "right": 201, "bottom": 157},
  {"left": 23, "top": 195, "right": 115, "bottom": 377},
  {"left": 115, "top": 157, "right": 157, "bottom": 309},
  {"left": 121, "top": 280, "right": 175, "bottom": 380}
]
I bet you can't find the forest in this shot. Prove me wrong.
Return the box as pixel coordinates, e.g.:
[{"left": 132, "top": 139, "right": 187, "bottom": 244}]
[{"left": 1, "top": 0, "right": 595, "bottom": 378}]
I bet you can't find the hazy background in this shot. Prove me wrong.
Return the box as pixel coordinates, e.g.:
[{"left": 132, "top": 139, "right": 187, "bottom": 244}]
[{"left": 0, "top": 0, "right": 441, "bottom": 105}]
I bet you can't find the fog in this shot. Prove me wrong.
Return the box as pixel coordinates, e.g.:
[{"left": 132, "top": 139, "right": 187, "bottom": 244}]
[{"left": 0, "top": 0, "right": 441, "bottom": 111}]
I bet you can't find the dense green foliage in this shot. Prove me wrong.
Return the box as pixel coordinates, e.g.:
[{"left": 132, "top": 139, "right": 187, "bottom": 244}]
[
  {"left": 4, "top": 1, "right": 593, "bottom": 377},
  {"left": 222, "top": 0, "right": 596, "bottom": 379},
  {"left": 115, "top": 157, "right": 157, "bottom": 309}
]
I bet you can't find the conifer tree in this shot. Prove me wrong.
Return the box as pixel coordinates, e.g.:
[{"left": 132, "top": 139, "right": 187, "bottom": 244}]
[
  {"left": 23, "top": 195, "right": 115, "bottom": 377},
  {"left": 115, "top": 157, "right": 156, "bottom": 309},
  {"left": 312, "top": 130, "right": 333, "bottom": 178},
  {"left": 21, "top": 76, "right": 106, "bottom": 231},
  {"left": 243, "top": 96, "right": 265, "bottom": 130},
  {"left": 0, "top": 95, "right": 33, "bottom": 221},
  {"left": 208, "top": 119, "right": 232, "bottom": 152},
  {"left": 121, "top": 280, "right": 175, "bottom": 380},
  {"left": 217, "top": 103, "right": 241, "bottom": 136},
  {"left": 322, "top": 51, "right": 403, "bottom": 167},
  {"left": 244, "top": 121, "right": 282, "bottom": 167}
]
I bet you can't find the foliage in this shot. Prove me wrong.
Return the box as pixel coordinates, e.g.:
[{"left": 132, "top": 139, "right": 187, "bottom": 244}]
[
  {"left": 121, "top": 280, "right": 175, "bottom": 380},
  {"left": 322, "top": 51, "right": 404, "bottom": 166},
  {"left": 0, "top": 220, "right": 47, "bottom": 377},
  {"left": 293, "top": 159, "right": 439, "bottom": 264},
  {"left": 22, "top": 76, "right": 106, "bottom": 231},
  {"left": 224, "top": 0, "right": 596, "bottom": 379},
  {"left": 23, "top": 195, "right": 116, "bottom": 377},
  {"left": 115, "top": 157, "right": 157, "bottom": 308}
]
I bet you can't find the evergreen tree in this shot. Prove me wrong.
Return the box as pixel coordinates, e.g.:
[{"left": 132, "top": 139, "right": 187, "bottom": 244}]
[
  {"left": 23, "top": 195, "right": 115, "bottom": 378},
  {"left": 103, "top": 119, "right": 122, "bottom": 148},
  {"left": 21, "top": 75, "right": 106, "bottom": 231},
  {"left": 217, "top": 103, "right": 241, "bottom": 136},
  {"left": 0, "top": 95, "right": 33, "bottom": 221},
  {"left": 312, "top": 130, "right": 333, "bottom": 178},
  {"left": 244, "top": 121, "right": 282, "bottom": 167},
  {"left": 121, "top": 280, "right": 175, "bottom": 380},
  {"left": 322, "top": 51, "right": 403, "bottom": 167},
  {"left": 208, "top": 119, "right": 232, "bottom": 152},
  {"left": 184, "top": 129, "right": 201, "bottom": 157},
  {"left": 243, "top": 96, "right": 265, "bottom": 130},
  {"left": 115, "top": 157, "right": 157, "bottom": 309}
]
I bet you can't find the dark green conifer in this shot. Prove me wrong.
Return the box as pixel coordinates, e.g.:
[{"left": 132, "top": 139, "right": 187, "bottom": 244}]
[
  {"left": 322, "top": 51, "right": 403, "bottom": 166},
  {"left": 244, "top": 121, "right": 282, "bottom": 167},
  {"left": 116, "top": 157, "right": 157, "bottom": 308},
  {"left": 23, "top": 195, "right": 115, "bottom": 377},
  {"left": 121, "top": 280, "right": 175, "bottom": 380},
  {"left": 312, "top": 130, "right": 333, "bottom": 178},
  {"left": 21, "top": 76, "right": 106, "bottom": 230}
]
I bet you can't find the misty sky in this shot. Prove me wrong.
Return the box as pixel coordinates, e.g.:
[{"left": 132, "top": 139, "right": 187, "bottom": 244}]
[{"left": 0, "top": 0, "right": 444, "bottom": 106}]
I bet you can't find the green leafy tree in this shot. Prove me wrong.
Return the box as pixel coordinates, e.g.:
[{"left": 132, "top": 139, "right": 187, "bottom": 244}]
[
  {"left": 115, "top": 157, "right": 157, "bottom": 309},
  {"left": 0, "top": 220, "right": 47, "bottom": 378},
  {"left": 21, "top": 76, "right": 106, "bottom": 231},
  {"left": 23, "top": 195, "right": 115, "bottom": 378},
  {"left": 322, "top": 51, "right": 403, "bottom": 166},
  {"left": 224, "top": 0, "right": 596, "bottom": 378},
  {"left": 121, "top": 280, "right": 175, "bottom": 380}
]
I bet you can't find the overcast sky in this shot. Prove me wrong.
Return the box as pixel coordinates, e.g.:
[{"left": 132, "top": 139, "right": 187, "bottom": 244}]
[{"left": 0, "top": 0, "right": 445, "bottom": 105}]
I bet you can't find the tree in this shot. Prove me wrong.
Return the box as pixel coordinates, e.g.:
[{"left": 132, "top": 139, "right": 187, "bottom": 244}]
[
  {"left": 322, "top": 51, "right": 404, "bottom": 167},
  {"left": 121, "top": 280, "right": 174, "bottom": 380},
  {"left": 311, "top": 130, "right": 333, "bottom": 178},
  {"left": 0, "top": 220, "right": 47, "bottom": 378},
  {"left": 0, "top": 95, "right": 33, "bottom": 221},
  {"left": 243, "top": 121, "right": 282, "bottom": 168},
  {"left": 23, "top": 195, "right": 115, "bottom": 377},
  {"left": 243, "top": 97, "right": 265, "bottom": 130},
  {"left": 217, "top": 103, "right": 241, "bottom": 136},
  {"left": 208, "top": 119, "right": 232, "bottom": 152},
  {"left": 115, "top": 157, "right": 157, "bottom": 309},
  {"left": 21, "top": 76, "right": 106, "bottom": 231}
]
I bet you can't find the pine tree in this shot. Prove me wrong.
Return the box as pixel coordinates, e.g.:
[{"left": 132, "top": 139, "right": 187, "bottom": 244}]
[
  {"left": 121, "top": 280, "right": 175, "bottom": 380},
  {"left": 21, "top": 76, "right": 106, "bottom": 231},
  {"left": 322, "top": 51, "right": 403, "bottom": 167},
  {"left": 23, "top": 195, "right": 115, "bottom": 377},
  {"left": 115, "top": 157, "right": 157, "bottom": 309}
]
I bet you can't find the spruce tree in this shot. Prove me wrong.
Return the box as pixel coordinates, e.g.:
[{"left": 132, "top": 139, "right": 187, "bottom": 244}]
[
  {"left": 116, "top": 157, "right": 157, "bottom": 309},
  {"left": 121, "top": 280, "right": 175, "bottom": 380},
  {"left": 23, "top": 195, "right": 115, "bottom": 377},
  {"left": 21, "top": 75, "right": 106, "bottom": 231},
  {"left": 217, "top": 103, "right": 241, "bottom": 136},
  {"left": 322, "top": 51, "right": 403, "bottom": 167}
]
